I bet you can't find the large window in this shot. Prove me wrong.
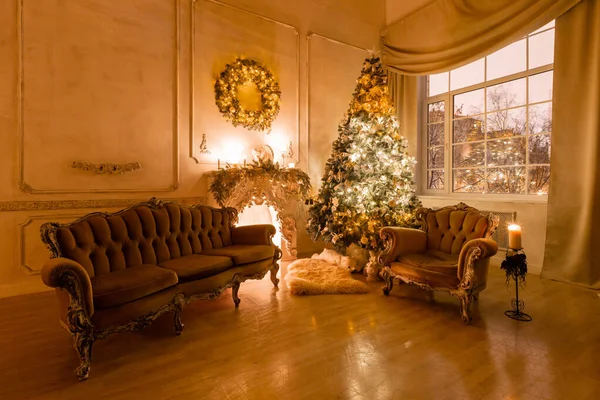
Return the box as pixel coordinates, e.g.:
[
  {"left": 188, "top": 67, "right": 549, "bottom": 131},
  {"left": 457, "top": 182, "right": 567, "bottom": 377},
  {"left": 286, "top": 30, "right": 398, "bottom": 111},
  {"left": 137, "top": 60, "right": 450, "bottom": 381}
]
[{"left": 424, "top": 21, "right": 554, "bottom": 195}]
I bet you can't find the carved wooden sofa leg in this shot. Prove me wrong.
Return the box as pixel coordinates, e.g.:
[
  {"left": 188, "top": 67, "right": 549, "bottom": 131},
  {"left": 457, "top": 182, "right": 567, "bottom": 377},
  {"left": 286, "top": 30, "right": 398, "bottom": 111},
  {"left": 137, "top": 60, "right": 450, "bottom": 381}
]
[
  {"left": 73, "top": 331, "right": 95, "bottom": 381},
  {"left": 232, "top": 280, "right": 241, "bottom": 307},
  {"left": 458, "top": 293, "right": 474, "bottom": 324},
  {"left": 270, "top": 264, "right": 280, "bottom": 287},
  {"left": 173, "top": 294, "right": 185, "bottom": 335},
  {"left": 381, "top": 266, "right": 394, "bottom": 295}
]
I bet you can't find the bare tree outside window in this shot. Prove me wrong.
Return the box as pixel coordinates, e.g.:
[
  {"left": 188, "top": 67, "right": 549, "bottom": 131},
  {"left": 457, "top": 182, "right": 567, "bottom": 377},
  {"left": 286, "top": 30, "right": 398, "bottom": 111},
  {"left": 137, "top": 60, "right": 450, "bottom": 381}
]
[{"left": 424, "top": 22, "right": 554, "bottom": 195}]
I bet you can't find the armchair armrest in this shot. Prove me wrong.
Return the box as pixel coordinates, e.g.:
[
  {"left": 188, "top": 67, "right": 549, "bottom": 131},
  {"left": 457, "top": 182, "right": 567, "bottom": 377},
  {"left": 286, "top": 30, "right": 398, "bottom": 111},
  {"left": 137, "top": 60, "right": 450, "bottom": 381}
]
[
  {"left": 379, "top": 227, "right": 427, "bottom": 265},
  {"left": 231, "top": 224, "right": 276, "bottom": 246},
  {"left": 457, "top": 238, "right": 498, "bottom": 282},
  {"left": 41, "top": 257, "right": 94, "bottom": 317}
]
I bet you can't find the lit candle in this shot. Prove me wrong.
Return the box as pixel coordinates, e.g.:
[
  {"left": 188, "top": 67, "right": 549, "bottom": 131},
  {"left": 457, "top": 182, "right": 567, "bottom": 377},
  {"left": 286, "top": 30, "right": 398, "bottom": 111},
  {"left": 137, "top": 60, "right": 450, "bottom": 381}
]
[
  {"left": 288, "top": 162, "right": 296, "bottom": 168},
  {"left": 508, "top": 224, "right": 522, "bottom": 249}
]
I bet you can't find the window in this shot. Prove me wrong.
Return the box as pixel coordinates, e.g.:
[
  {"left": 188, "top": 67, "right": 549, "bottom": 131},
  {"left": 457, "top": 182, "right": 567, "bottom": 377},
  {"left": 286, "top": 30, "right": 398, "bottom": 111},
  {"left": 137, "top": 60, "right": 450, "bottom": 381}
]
[{"left": 424, "top": 21, "right": 554, "bottom": 195}]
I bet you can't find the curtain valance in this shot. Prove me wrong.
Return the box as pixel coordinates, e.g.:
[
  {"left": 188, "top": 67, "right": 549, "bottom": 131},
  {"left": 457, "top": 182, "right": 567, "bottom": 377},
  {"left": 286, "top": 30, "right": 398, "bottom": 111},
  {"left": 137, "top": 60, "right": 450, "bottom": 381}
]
[{"left": 382, "top": 0, "right": 581, "bottom": 74}]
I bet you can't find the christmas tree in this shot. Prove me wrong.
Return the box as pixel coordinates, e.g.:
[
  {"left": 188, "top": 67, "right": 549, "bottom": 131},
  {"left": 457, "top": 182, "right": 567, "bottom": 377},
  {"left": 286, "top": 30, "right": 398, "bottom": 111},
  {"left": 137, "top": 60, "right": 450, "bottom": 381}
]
[{"left": 306, "top": 56, "right": 421, "bottom": 253}]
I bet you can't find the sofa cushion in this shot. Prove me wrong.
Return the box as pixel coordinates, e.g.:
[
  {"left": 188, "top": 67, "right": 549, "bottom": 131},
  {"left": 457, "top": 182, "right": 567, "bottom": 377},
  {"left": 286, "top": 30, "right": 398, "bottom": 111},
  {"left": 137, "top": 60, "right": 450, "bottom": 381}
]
[
  {"left": 159, "top": 255, "right": 233, "bottom": 281},
  {"left": 201, "top": 245, "right": 275, "bottom": 265},
  {"left": 397, "top": 250, "right": 459, "bottom": 275},
  {"left": 91, "top": 265, "right": 178, "bottom": 309},
  {"left": 390, "top": 262, "right": 460, "bottom": 288}
]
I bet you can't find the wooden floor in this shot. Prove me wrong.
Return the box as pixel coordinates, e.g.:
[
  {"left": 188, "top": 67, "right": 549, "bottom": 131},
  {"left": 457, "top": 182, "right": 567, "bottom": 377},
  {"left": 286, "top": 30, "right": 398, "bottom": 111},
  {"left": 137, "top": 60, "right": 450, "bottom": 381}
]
[{"left": 1, "top": 264, "right": 599, "bottom": 400}]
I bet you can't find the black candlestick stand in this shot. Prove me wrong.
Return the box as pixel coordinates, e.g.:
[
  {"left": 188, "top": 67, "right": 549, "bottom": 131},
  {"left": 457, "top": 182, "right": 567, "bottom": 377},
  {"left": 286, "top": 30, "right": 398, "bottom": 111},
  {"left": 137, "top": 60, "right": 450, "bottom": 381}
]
[{"left": 503, "top": 248, "right": 532, "bottom": 322}]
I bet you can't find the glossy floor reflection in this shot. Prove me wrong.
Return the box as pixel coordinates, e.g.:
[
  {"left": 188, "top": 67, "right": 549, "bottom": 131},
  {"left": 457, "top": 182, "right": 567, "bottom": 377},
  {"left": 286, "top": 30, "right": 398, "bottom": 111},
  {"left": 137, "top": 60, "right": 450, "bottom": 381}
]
[{"left": 0, "top": 263, "right": 599, "bottom": 400}]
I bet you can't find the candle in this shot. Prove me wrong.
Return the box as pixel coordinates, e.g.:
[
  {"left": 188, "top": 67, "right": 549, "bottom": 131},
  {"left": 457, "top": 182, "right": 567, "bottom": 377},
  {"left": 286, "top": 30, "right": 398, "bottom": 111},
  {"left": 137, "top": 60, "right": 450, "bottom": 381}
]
[
  {"left": 288, "top": 162, "right": 296, "bottom": 168},
  {"left": 508, "top": 224, "right": 522, "bottom": 249}
]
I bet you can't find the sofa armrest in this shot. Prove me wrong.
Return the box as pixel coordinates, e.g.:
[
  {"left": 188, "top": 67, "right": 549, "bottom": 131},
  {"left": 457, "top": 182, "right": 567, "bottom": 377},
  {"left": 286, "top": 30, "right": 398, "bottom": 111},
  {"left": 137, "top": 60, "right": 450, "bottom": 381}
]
[
  {"left": 231, "top": 224, "right": 277, "bottom": 246},
  {"left": 41, "top": 257, "right": 94, "bottom": 317},
  {"left": 379, "top": 227, "right": 427, "bottom": 265},
  {"left": 457, "top": 238, "right": 498, "bottom": 284}
]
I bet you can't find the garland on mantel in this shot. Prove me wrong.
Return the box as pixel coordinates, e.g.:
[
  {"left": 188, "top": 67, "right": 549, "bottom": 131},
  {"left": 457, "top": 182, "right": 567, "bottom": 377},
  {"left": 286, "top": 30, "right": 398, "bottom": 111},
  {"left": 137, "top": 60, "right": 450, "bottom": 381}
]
[{"left": 209, "top": 160, "right": 311, "bottom": 207}]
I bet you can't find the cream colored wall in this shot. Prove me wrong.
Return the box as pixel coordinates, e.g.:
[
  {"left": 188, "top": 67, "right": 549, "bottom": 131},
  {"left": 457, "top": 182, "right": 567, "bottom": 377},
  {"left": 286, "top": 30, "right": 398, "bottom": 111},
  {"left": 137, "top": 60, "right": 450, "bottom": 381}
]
[
  {"left": 0, "top": 0, "right": 386, "bottom": 298},
  {"left": 385, "top": 0, "right": 434, "bottom": 24}
]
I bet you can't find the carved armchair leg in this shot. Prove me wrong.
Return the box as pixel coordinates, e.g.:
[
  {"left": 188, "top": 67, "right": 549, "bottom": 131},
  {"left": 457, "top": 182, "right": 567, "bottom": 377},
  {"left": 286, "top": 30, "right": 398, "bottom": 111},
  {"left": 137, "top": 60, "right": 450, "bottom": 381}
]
[
  {"left": 73, "top": 331, "right": 94, "bottom": 381},
  {"left": 270, "top": 263, "right": 280, "bottom": 287},
  {"left": 173, "top": 294, "right": 185, "bottom": 335},
  {"left": 232, "top": 280, "right": 241, "bottom": 307},
  {"left": 459, "top": 294, "right": 474, "bottom": 324},
  {"left": 381, "top": 267, "right": 394, "bottom": 296}
]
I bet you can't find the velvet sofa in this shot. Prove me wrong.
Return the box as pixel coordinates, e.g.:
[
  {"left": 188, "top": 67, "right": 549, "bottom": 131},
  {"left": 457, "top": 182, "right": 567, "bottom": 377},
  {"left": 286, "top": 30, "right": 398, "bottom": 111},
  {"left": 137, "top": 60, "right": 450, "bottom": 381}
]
[
  {"left": 40, "top": 197, "right": 281, "bottom": 380},
  {"left": 379, "top": 203, "right": 499, "bottom": 323}
]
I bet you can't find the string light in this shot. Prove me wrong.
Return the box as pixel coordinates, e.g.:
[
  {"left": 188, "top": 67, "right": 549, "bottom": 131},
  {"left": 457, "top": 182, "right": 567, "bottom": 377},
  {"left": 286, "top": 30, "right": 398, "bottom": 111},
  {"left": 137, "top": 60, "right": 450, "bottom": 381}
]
[{"left": 214, "top": 58, "right": 281, "bottom": 131}]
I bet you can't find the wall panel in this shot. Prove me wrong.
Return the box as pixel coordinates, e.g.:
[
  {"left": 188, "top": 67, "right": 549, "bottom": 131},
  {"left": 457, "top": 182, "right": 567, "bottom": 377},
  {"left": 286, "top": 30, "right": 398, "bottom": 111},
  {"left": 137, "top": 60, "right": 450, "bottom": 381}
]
[
  {"left": 18, "top": 0, "right": 179, "bottom": 193},
  {"left": 191, "top": 0, "right": 299, "bottom": 164},
  {"left": 306, "top": 34, "right": 369, "bottom": 188}
]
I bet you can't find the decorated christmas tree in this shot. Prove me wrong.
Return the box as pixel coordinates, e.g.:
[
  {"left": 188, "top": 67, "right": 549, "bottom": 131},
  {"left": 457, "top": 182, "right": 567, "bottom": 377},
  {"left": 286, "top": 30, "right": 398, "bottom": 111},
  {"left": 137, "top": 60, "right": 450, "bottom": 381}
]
[{"left": 306, "top": 56, "right": 421, "bottom": 254}]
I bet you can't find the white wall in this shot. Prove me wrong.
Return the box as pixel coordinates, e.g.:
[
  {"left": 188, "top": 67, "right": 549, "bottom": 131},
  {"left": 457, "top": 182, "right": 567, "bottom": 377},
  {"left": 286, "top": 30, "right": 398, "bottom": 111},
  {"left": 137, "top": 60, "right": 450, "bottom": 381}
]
[{"left": 0, "top": 0, "right": 386, "bottom": 297}]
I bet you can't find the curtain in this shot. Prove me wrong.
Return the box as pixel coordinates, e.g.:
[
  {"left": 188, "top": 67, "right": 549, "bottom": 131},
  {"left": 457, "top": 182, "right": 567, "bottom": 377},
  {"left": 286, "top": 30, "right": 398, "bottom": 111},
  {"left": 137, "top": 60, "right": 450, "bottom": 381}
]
[
  {"left": 387, "top": 72, "right": 419, "bottom": 160},
  {"left": 382, "top": 0, "right": 581, "bottom": 75},
  {"left": 542, "top": 0, "right": 600, "bottom": 289}
]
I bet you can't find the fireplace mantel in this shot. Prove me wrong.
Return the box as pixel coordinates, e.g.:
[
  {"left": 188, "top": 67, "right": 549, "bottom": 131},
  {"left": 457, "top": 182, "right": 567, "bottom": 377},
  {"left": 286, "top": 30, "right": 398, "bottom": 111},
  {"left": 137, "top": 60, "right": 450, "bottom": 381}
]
[{"left": 204, "top": 162, "right": 311, "bottom": 259}]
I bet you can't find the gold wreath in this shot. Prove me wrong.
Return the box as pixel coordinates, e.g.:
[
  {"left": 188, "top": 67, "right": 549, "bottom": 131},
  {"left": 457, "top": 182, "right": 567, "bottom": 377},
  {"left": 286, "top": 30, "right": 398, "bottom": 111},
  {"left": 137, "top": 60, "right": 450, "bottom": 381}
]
[{"left": 214, "top": 58, "right": 281, "bottom": 131}]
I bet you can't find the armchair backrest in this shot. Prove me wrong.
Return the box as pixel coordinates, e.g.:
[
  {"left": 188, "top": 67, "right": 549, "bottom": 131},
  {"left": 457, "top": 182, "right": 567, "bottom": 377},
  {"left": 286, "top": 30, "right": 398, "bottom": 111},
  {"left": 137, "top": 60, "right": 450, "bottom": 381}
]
[{"left": 416, "top": 203, "right": 498, "bottom": 255}]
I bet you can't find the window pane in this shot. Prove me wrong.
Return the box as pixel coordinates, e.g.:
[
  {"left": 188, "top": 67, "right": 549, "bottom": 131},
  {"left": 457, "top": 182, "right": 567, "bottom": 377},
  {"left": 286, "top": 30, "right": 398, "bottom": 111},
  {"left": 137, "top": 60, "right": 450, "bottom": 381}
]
[
  {"left": 529, "top": 134, "right": 551, "bottom": 164},
  {"left": 427, "top": 170, "right": 444, "bottom": 190},
  {"left": 453, "top": 143, "right": 485, "bottom": 167},
  {"left": 486, "top": 107, "right": 527, "bottom": 138},
  {"left": 428, "top": 123, "right": 444, "bottom": 146},
  {"left": 454, "top": 89, "right": 484, "bottom": 117},
  {"left": 486, "top": 78, "right": 526, "bottom": 112},
  {"left": 486, "top": 39, "right": 526, "bottom": 81},
  {"left": 487, "top": 137, "right": 526, "bottom": 166},
  {"left": 529, "top": 29, "right": 555, "bottom": 69},
  {"left": 486, "top": 167, "right": 526, "bottom": 194},
  {"left": 428, "top": 147, "right": 444, "bottom": 168},
  {"left": 529, "top": 71, "right": 553, "bottom": 103},
  {"left": 528, "top": 166, "right": 550, "bottom": 194},
  {"left": 429, "top": 73, "right": 449, "bottom": 96},
  {"left": 530, "top": 21, "right": 555, "bottom": 36},
  {"left": 453, "top": 117, "right": 484, "bottom": 142},
  {"left": 528, "top": 103, "right": 552, "bottom": 134},
  {"left": 428, "top": 101, "right": 445, "bottom": 123},
  {"left": 453, "top": 169, "right": 485, "bottom": 193},
  {"left": 450, "top": 58, "right": 485, "bottom": 91}
]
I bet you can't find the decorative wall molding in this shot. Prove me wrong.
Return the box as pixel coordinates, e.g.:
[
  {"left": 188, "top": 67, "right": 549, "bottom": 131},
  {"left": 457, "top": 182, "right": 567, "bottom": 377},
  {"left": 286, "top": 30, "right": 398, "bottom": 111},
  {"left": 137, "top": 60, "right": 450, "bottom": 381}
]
[
  {"left": 16, "top": 0, "right": 181, "bottom": 193},
  {"left": 0, "top": 196, "right": 207, "bottom": 213},
  {"left": 72, "top": 161, "right": 142, "bottom": 175},
  {"left": 305, "top": 33, "right": 370, "bottom": 181},
  {"left": 189, "top": 0, "right": 300, "bottom": 164},
  {"left": 18, "top": 214, "right": 84, "bottom": 275}
]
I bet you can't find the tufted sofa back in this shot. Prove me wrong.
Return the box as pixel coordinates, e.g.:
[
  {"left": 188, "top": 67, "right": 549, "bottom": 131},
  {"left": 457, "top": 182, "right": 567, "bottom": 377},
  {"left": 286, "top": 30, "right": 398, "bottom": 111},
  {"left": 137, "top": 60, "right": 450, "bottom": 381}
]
[
  {"left": 420, "top": 206, "right": 492, "bottom": 255},
  {"left": 46, "top": 202, "right": 236, "bottom": 277}
]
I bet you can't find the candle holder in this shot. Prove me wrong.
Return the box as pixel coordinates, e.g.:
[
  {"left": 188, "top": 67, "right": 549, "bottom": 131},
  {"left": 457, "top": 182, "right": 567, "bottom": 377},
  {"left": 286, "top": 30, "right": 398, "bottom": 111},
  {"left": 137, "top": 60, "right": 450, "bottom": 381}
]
[{"left": 501, "top": 248, "right": 532, "bottom": 322}]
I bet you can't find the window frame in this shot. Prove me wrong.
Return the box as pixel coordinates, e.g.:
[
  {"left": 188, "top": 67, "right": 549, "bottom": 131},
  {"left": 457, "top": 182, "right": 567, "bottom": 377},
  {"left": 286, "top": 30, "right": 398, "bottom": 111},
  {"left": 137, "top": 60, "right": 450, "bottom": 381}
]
[{"left": 419, "top": 26, "right": 554, "bottom": 201}]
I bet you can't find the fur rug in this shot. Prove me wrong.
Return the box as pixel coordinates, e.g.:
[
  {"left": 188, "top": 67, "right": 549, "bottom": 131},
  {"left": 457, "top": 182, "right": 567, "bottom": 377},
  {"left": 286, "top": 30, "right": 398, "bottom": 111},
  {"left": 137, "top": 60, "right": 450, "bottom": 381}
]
[{"left": 285, "top": 258, "right": 369, "bottom": 295}]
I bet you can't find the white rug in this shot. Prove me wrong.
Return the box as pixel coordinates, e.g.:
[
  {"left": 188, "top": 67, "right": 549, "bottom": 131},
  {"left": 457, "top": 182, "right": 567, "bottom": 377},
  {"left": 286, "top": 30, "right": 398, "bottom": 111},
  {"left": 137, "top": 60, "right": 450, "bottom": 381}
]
[{"left": 285, "top": 258, "right": 369, "bottom": 295}]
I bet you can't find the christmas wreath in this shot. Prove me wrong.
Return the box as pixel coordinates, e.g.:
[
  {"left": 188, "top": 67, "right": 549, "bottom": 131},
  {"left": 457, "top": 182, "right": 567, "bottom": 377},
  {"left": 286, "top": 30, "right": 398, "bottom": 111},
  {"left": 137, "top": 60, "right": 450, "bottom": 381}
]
[{"left": 214, "top": 58, "right": 281, "bottom": 131}]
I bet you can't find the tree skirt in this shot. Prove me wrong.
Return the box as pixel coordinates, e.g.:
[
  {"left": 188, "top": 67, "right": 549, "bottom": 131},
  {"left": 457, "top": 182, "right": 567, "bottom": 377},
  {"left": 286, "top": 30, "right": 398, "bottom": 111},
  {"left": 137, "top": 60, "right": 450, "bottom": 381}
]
[{"left": 285, "top": 258, "right": 369, "bottom": 295}]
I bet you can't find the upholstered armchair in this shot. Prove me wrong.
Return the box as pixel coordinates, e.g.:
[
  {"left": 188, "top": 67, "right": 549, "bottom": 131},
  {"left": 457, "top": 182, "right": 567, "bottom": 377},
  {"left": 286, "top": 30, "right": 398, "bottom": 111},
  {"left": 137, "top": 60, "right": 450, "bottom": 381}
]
[{"left": 379, "top": 203, "right": 499, "bottom": 323}]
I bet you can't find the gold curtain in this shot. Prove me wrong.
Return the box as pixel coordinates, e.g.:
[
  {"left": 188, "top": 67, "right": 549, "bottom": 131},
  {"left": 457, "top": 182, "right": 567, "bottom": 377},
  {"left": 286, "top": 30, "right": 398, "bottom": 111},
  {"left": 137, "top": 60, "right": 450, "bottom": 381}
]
[
  {"left": 382, "top": 0, "right": 580, "bottom": 75},
  {"left": 542, "top": 0, "right": 600, "bottom": 289},
  {"left": 387, "top": 72, "right": 419, "bottom": 160}
]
